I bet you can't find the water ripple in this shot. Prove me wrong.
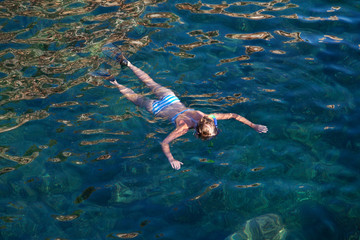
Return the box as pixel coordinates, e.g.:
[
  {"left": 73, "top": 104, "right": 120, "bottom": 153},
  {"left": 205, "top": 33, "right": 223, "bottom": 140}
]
[{"left": 0, "top": 0, "right": 360, "bottom": 239}]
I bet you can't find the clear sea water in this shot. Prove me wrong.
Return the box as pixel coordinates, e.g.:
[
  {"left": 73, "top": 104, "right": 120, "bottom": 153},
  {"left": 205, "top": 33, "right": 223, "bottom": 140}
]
[{"left": 0, "top": 0, "right": 360, "bottom": 239}]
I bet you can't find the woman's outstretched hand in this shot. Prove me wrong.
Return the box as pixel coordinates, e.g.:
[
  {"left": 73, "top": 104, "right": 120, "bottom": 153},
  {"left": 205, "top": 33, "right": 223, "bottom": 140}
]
[
  {"left": 109, "top": 79, "right": 119, "bottom": 86},
  {"left": 170, "top": 160, "right": 184, "bottom": 170},
  {"left": 254, "top": 124, "right": 268, "bottom": 133}
]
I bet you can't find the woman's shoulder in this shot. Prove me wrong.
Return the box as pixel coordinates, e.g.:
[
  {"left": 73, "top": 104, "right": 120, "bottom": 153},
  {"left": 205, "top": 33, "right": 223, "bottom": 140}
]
[{"left": 181, "top": 110, "right": 204, "bottom": 123}]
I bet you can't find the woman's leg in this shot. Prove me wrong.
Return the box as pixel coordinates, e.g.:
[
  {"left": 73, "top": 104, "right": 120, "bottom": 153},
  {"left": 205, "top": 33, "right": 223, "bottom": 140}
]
[
  {"left": 127, "top": 62, "right": 175, "bottom": 99},
  {"left": 102, "top": 43, "right": 174, "bottom": 99},
  {"left": 112, "top": 80, "right": 154, "bottom": 113}
]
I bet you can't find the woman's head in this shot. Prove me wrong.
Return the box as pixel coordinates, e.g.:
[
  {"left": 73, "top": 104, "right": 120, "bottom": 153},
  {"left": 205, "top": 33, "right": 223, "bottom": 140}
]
[{"left": 195, "top": 115, "right": 219, "bottom": 140}]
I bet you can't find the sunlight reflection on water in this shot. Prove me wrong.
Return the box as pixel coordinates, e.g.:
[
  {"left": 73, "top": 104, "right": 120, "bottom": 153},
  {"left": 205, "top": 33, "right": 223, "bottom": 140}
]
[{"left": 0, "top": 0, "right": 360, "bottom": 239}]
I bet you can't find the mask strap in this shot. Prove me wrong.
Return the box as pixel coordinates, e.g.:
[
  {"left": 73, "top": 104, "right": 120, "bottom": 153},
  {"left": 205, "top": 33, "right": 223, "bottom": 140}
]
[{"left": 208, "top": 114, "right": 217, "bottom": 127}]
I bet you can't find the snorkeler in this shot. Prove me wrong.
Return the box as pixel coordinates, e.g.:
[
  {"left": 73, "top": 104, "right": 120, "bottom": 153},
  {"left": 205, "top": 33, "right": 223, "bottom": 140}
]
[{"left": 95, "top": 46, "right": 268, "bottom": 170}]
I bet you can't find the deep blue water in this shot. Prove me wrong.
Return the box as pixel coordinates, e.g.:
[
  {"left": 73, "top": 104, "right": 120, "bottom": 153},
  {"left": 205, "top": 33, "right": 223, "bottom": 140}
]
[{"left": 0, "top": 0, "right": 360, "bottom": 239}]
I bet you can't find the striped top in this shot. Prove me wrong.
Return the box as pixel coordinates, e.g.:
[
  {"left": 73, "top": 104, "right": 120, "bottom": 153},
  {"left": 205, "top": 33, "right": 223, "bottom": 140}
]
[{"left": 152, "top": 95, "right": 180, "bottom": 115}]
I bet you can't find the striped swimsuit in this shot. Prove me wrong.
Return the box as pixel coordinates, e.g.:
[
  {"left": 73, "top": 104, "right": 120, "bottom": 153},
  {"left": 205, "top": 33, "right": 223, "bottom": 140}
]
[{"left": 152, "top": 95, "right": 180, "bottom": 115}]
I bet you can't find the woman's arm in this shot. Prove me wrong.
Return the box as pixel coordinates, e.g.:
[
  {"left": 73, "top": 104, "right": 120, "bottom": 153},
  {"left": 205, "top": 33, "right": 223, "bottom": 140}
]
[
  {"left": 213, "top": 113, "right": 268, "bottom": 133},
  {"left": 161, "top": 122, "right": 189, "bottom": 170}
]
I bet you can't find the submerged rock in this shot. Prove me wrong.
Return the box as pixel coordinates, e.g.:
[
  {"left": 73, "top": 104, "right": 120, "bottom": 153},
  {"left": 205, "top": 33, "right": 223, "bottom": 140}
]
[{"left": 225, "top": 213, "right": 286, "bottom": 240}]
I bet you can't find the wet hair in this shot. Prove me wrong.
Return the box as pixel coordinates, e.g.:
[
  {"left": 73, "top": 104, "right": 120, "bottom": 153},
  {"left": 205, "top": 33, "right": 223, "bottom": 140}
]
[{"left": 195, "top": 115, "right": 219, "bottom": 140}]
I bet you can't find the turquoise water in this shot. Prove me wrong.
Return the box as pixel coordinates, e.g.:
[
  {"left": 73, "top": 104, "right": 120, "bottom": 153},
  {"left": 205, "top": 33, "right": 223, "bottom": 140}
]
[{"left": 0, "top": 0, "right": 360, "bottom": 239}]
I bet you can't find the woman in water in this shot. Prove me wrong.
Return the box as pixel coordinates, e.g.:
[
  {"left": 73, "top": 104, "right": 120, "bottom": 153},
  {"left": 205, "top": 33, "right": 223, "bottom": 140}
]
[{"left": 96, "top": 49, "right": 268, "bottom": 170}]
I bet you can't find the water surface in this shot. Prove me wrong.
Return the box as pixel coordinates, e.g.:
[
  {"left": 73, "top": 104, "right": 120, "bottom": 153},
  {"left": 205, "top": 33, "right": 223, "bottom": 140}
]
[{"left": 0, "top": 0, "right": 360, "bottom": 239}]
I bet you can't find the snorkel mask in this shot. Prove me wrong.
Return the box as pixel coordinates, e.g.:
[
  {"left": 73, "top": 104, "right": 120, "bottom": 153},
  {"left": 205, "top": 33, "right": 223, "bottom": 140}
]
[{"left": 208, "top": 114, "right": 218, "bottom": 128}]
